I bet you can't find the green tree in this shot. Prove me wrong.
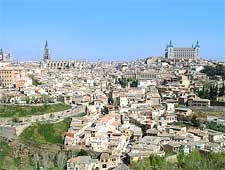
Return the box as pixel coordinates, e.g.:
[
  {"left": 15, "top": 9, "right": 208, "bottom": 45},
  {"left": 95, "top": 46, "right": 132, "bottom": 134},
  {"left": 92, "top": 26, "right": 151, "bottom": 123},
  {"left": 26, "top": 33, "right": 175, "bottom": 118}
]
[
  {"left": 219, "top": 83, "right": 225, "bottom": 97},
  {"left": 32, "top": 153, "right": 40, "bottom": 170},
  {"left": 183, "top": 151, "right": 206, "bottom": 170},
  {"left": 56, "top": 152, "right": 67, "bottom": 170},
  {"left": 130, "top": 79, "right": 139, "bottom": 87},
  {"left": 131, "top": 155, "right": 168, "bottom": 170},
  {"left": 191, "top": 115, "right": 201, "bottom": 127},
  {"left": 77, "top": 149, "right": 88, "bottom": 156},
  {"left": 25, "top": 96, "right": 31, "bottom": 104},
  {"left": 177, "top": 148, "right": 185, "bottom": 169}
]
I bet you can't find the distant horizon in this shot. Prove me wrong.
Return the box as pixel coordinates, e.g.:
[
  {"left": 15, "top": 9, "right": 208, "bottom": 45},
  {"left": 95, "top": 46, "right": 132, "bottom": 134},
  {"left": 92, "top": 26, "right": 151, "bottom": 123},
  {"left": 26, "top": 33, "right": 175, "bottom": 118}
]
[
  {"left": 0, "top": 0, "right": 224, "bottom": 61},
  {"left": 2, "top": 39, "right": 225, "bottom": 62}
]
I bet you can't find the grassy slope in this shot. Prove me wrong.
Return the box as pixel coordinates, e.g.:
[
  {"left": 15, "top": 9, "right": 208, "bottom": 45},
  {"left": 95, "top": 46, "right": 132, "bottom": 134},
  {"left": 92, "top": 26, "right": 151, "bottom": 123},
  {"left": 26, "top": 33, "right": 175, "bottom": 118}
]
[
  {"left": 20, "top": 118, "right": 71, "bottom": 144},
  {"left": 0, "top": 103, "right": 71, "bottom": 117},
  {"left": 0, "top": 140, "right": 11, "bottom": 167},
  {"left": 0, "top": 139, "right": 19, "bottom": 170}
]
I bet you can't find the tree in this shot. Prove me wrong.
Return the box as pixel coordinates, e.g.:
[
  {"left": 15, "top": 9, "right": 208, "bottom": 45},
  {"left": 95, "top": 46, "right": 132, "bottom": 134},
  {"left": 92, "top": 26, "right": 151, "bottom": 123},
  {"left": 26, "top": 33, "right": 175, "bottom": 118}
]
[
  {"left": 108, "top": 91, "right": 114, "bottom": 104},
  {"left": 56, "top": 152, "right": 67, "bottom": 170},
  {"left": 118, "top": 78, "right": 128, "bottom": 88},
  {"left": 219, "top": 83, "right": 225, "bottom": 97},
  {"left": 130, "top": 151, "right": 225, "bottom": 170},
  {"left": 177, "top": 148, "right": 185, "bottom": 169},
  {"left": 201, "top": 64, "right": 225, "bottom": 79},
  {"left": 131, "top": 155, "right": 167, "bottom": 170},
  {"left": 41, "top": 153, "right": 50, "bottom": 170},
  {"left": 77, "top": 149, "right": 88, "bottom": 156},
  {"left": 12, "top": 116, "right": 19, "bottom": 123},
  {"left": 32, "top": 153, "right": 40, "bottom": 170},
  {"left": 130, "top": 79, "right": 139, "bottom": 87},
  {"left": 148, "top": 155, "right": 168, "bottom": 170},
  {"left": 191, "top": 115, "right": 201, "bottom": 127},
  {"left": 85, "top": 106, "right": 88, "bottom": 115},
  {"left": 183, "top": 151, "right": 206, "bottom": 170},
  {"left": 207, "top": 152, "right": 225, "bottom": 170},
  {"left": 101, "top": 106, "right": 109, "bottom": 115},
  {"left": 25, "top": 96, "right": 31, "bottom": 104}
]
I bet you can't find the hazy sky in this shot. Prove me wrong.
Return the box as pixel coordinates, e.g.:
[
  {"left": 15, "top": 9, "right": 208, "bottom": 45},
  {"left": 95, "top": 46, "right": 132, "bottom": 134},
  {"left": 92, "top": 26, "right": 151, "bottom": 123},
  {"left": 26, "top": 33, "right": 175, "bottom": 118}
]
[{"left": 0, "top": 0, "right": 224, "bottom": 61}]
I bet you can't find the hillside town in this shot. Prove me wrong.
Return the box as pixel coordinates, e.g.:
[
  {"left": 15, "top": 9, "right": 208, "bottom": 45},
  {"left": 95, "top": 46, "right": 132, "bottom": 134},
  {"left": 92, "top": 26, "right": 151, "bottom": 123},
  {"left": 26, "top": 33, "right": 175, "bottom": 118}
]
[{"left": 0, "top": 41, "right": 225, "bottom": 170}]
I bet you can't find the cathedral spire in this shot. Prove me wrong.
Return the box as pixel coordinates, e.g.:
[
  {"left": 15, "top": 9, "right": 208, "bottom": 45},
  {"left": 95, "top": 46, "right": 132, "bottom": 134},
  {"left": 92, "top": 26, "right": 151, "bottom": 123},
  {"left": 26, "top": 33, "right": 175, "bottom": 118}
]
[
  {"left": 43, "top": 40, "right": 51, "bottom": 62},
  {"left": 195, "top": 40, "right": 200, "bottom": 48},
  {"left": 45, "top": 40, "right": 48, "bottom": 49},
  {"left": 168, "top": 40, "right": 173, "bottom": 47}
]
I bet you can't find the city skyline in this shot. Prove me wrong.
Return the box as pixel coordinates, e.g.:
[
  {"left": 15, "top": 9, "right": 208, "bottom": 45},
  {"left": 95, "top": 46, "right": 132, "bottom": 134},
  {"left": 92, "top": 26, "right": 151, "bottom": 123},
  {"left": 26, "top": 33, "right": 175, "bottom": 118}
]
[{"left": 0, "top": 0, "right": 224, "bottom": 61}]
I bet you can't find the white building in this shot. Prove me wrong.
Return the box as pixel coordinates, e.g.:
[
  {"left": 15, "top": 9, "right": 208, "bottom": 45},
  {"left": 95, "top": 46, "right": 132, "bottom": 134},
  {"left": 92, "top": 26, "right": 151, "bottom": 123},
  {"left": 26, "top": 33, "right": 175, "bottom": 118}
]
[{"left": 165, "top": 40, "right": 200, "bottom": 60}]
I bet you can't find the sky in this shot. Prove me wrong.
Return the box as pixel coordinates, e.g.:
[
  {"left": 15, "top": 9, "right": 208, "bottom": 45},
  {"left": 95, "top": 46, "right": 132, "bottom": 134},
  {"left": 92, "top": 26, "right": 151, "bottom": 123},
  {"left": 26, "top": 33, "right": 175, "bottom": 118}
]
[{"left": 0, "top": 0, "right": 224, "bottom": 61}]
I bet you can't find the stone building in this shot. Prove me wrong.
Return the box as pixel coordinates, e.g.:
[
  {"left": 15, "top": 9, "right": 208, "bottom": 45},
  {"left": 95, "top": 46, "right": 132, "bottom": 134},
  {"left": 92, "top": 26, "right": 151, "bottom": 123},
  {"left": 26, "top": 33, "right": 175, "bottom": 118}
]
[
  {"left": 0, "top": 66, "right": 26, "bottom": 88},
  {"left": 43, "top": 40, "right": 51, "bottom": 62},
  {"left": 165, "top": 40, "right": 200, "bottom": 60},
  {"left": 0, "top": 48, "right": 13, "bottom": 62},
  {"left": 42, "top": 41, "right": 87, "bottom": 69},
  {"left": 123, "top": 70, "right": 158, "bottom": 80},
  {"left": 43, "top": 60, "right": 86, "bottom": 69}
]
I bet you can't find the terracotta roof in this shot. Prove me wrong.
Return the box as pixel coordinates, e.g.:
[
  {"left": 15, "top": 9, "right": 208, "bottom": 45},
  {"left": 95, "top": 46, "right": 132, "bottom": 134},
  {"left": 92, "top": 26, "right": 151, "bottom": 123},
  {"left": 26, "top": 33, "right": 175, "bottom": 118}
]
[{"left": 66, "top": 132, "right": 74, "bottom": 138}]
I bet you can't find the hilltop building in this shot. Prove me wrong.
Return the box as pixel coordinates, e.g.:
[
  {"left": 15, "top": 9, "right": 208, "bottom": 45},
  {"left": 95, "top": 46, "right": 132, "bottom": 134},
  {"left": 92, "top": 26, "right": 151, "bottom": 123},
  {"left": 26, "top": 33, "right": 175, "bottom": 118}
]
[
  {"left": 165, "top": 40, "right": 200, "bottom": 60},
  {"left": 42, "top": 41, "right": 86, "bottom": 69},
  {"left": 43, "top": 40, "right": 51, "bottom": 62},
  {"left": 0, "top": 49, "right": 13, "bottom": 62}
]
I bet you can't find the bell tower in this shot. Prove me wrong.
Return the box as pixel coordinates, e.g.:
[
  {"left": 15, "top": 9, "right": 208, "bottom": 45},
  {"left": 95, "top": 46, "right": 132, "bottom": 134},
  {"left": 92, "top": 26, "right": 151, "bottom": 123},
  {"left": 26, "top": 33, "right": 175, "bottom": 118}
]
[
  {"left": 165, "top": 40, "right": 174, "bottom": 59},
  {"left": 194, "top": 40, "right": 200, "bottom": 60},
  {"left": 43, "top": 40, "right": 51, "bottom": 62}
]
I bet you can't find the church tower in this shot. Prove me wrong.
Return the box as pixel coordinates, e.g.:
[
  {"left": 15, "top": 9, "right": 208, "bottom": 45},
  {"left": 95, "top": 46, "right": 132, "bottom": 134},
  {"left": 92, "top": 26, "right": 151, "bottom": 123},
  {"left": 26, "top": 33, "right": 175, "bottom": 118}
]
[
  {"left": 194, "top": 40, "right": 200, "bottom": 60},
  {"left": 43, "top": 40, "right": 51, "bottom": 62},
  {"left": 165, "top": 40, "right": 174, "bottom": 59},
  {"left": 0, "top": 49, "right": 3, "bottom": 61}
]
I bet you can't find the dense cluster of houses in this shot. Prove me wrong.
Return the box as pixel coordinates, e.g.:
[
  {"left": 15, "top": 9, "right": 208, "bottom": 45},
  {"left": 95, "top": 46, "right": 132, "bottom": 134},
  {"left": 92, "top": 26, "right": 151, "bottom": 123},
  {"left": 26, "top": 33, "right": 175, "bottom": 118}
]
[{"left": 0, "top": 55, "right": 224, "bottom": 170}]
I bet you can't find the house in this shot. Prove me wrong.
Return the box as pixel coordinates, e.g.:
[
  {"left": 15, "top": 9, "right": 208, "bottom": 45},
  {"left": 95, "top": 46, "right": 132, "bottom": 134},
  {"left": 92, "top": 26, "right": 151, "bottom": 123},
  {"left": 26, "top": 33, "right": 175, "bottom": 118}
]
[
  {"left": 99, "top": 152, "right": 120, "bottom": 170},
  {"left": 163, "top": 142, "right": 183, "bottom": 153},
  {"left": 164, "top": 114, "right": 177, "bottom": 123},
  {"left": 208, "top": 129, "right": 224, "bottom": 142},
  {"left": 188, "top": 98, "right": 210, "bottom": 107},
  {"left": 119, "top": 96, "right": 128, "bottom": 107},
  {"left": 175, "top": 107, "right": 192, "bottom": 116},
  {"left": 130, "top": 125, "right": 143, "bottom": 141},
  {"left": 204, "top": 142, "right": 221, "bottom": 152},
  {"left": 165, "top": 125, "right": 186, "bottom": 134},
  {"left": 146, "top": 91, "right": 161, "bottom": 106},
  {"left": 146, "top": 128, "right": 159, "bottom": 136}
]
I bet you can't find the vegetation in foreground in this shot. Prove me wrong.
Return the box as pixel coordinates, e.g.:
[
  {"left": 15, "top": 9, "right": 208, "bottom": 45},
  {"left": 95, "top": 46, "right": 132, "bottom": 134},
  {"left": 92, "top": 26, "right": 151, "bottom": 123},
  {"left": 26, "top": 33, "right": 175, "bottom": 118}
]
[
  {"left": 131, "top": 150, "right": 225, "bottom": 170},
  {"left": 0, "top": 136, "right": 89, "bottom": 170},
  {"left": 0, "top": 140, "right": 14, "bottom": 169},
  {"left": 20, "top": 118, "right": 71, "bottom": 144},
  {"left": 0, "top": 103, "right": 71, "bottom": 117}
]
